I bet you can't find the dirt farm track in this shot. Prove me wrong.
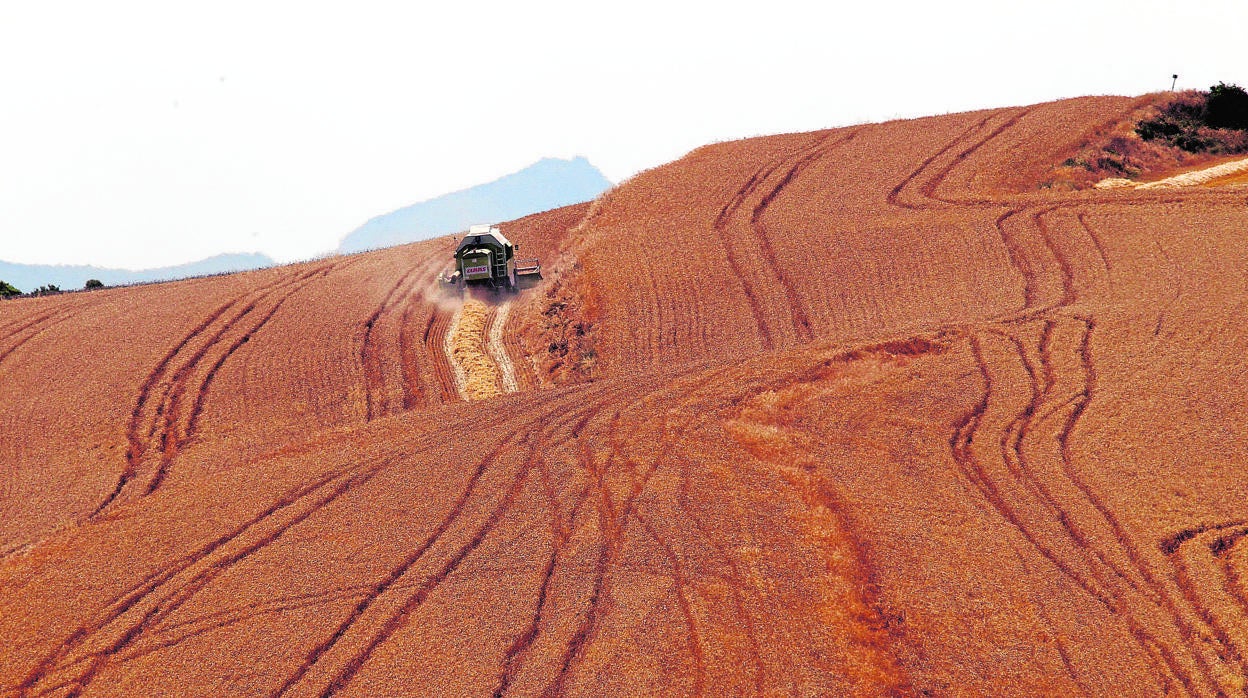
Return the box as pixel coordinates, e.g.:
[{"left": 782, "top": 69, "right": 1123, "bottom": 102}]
[{"left": 4, "top": 95, "right": 1248, "bottom": 696}]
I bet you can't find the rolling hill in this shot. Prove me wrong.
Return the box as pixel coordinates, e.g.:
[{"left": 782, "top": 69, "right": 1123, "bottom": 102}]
[
  {"left": 0, "top": 253, "right": 276, "bottom": 294},
  {"left": 3, "top": 95, "right": 1248, "bottom": 696},
  {"left": 337, "top": 156, "right": 611, "bottom": 254}
]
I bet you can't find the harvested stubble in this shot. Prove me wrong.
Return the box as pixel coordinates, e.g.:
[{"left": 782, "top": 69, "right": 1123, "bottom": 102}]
[
  {"left": 486, "top": 301, "right": 518, "bottom": 394},
  {"left": 448, "top": 298, "right": 503, "bottom": 401}
]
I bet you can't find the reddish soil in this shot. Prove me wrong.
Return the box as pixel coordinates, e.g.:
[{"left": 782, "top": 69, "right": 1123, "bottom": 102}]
[{"left": 4, "top": 95, "right": 1248, "bottom": 696}]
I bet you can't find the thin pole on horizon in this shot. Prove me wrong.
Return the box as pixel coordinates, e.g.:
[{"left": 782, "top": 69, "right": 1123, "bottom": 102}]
[{"left": 1171, "top": 74, "right": 1179, "bottom": 91}]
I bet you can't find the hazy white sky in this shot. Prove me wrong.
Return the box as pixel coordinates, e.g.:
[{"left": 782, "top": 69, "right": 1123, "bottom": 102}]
[{"left": 1, "top": 0, "right": 1245, "bottom": 268}]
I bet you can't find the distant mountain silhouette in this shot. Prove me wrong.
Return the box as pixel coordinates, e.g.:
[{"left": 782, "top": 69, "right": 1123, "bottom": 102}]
[
  {"left": 0, "top": 252, "right": 275, "bottom": 293},
  {"left": 338, "top": 156, "right": 611, "bottom": 254}
]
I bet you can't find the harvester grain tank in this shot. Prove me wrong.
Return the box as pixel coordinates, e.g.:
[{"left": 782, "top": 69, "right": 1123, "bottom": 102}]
[{"left": 439, "top": 225, "right": 541, "bottom": 293}]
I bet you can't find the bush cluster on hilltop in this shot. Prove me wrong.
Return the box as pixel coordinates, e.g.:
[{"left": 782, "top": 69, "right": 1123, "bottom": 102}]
[
  {"left": 1135, "top": 83, "right": 1248, "bottom": 153},
  {"left": 0, "top": 280, "right": 97, "bottom": 299},
  {"left": 1044, "top": 83, "right": 1248, "bottom": 189},
  {"left": 1204, "top": 82, "right": 1248, "bottom": 130}
]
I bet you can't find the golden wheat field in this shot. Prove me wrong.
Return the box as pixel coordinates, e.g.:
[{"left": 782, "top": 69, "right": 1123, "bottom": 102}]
[{"left": 3, "top": 95, "right": 1248, "bottom": 696}]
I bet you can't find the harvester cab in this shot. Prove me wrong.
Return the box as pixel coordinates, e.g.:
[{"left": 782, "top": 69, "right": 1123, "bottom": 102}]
[{"left": 439, "top": 224, "right": 542, "bottom": 294}]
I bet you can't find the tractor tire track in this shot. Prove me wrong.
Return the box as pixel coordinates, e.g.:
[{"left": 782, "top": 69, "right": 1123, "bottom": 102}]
[
  {"left": 114, "top": 584, "right": 385, "bottom": 667},
  {"left": 1163, "top": 524, "right": 1248, "bottom": 684},
  {"left": 272, "top": 428, "right": 524, "bottom": 698},
  {"left": 1031, "top": 209, "right": 1076, "bottom": 308},
  {"left": 887, "top": 113, "right": 998, "bottom": 210},
  {"left": 1022, "top": 323, "right": 1149, "bottom": 594},
  {"left": 489, "top": 385, "right": 654, "bottom": 696},
  {"left": 711, "top": 133, "right": 829, "bottom": 348},
  {"left": 0, "top": 310, "right": 75, "bottom": 370},
  {"left": 641, "top": 363, "right": 767, "bottom": 695},
  {"left": 489, "top": 386, "right": 638, "bottom": 696},
  {"left": 90, "top": 297, "right": 243, "bottom": 518},
  {"left": 26, "top": 587, "right": 381, "bottom": 693},
  {"left": 933, "top": 186, "right": 1203, "bottom": 689},
  {"left": 342, "top": 388, "right": 629, "bottom": 695},
  {"left": 527, "top": 410, "right": 627, "bottom": 697},
  {"left": 993, "top": 209, "right": 1043, "bottom": 314},
  {"left": 0, "top": 310, "right": 59, "bottom": 347},
  {"left": 953, "top": 329, "right": 1197, "bottom": 691},
  {"left": 44, "top": 462, "right": 395, "bottom": 697},
  {"left": 996, "top": 321, "right": 1204, "bottom": 690},
  {"left": 278, "top": 388, "right": 620, "bottom": 698},
  {"left": 955, "top": 198, "right": 1218, "bottom": 688},
  {"left": 91, "top": 261, "right": 346, "bottom": 519},
  {"left": 715, "top": 216, "right": 775, "bottom": 349},
  {"left": 361, "top": 256, "right": 439, "bottom": 421},
  {"left": 951, "top": 335, "right": 1115, "bottom": 607},
  {"left": 1075, "top": 212, "right": 1113, "bottom": 281},
  {"left": 16, "top": 448, "right": 405, "bottom": 697},
  {"left": 675, "top": 454, "right": 766, "bottom": 695},
  {"left": 0, "top": 291, "right": 91, "bottom": 336},
  {"left": 486, "top": 302, "right": 519, "bottom": 394},
  {"left": 1142, "top": 224, "right": 1185, "bottom": 339},
  {"left": 713, "top": 130, "right": 860, "bottom": 348},
  {"left": 421, "top": 309, "right": 456, "bottom": 404},
  {"left": 993, "top": 204, "right": 1091, "bottom": 322},
  {"left": 981, "top": 324, "right": 1146, "bottom": 599},
  {"left": 0, "top": 310, "right": 45, "bottom": 338},
  {"left": 636, "top": 510, "right": 705, "bottom": 695},
  {"left": 499, "top": 302, "right": 536, "bottom": 392},
  {"left": 949, "top": 191, "right": 1242, "bottom": 693},
  {"left": 1024, "top": 564, "right": 1095, "bottom": 696},
  {"left": 748, "top": 129, "right": 861, "bottom": 344},
  {"left": 1210, "top": 530, "right": 1248, "bottom": 617},
  {"left": 318, "top": 439, "right": 539, "bottom": 698},
  {"left": 397, "top": 294, "right": 433, "bottom": 410},
  {"left": 480, "top": 373, "right": 727, "bottom": 697},
  {"left": 539, "top": 367, "right": 742, "bottom": 696},
  {"left": 1026, "top": 214, "right": 1233, "bottom": 692},
  {"left": 152, "top": 267, "right": 336, "bottom": 493},
  {"left": 145, "top": 265, "right": 336, "bottom": 497},
  {"left": 491, "top": 463, "right": 595, "bottom": 697},
  {"left": 491, "top": 497, "right": 574, "bottom": 697},
  {"left": 922, "top": 107, "right": 1035, "bottom": 206},
  {"left": 540, "top": 464, "right": 616, "bottom": 698}
]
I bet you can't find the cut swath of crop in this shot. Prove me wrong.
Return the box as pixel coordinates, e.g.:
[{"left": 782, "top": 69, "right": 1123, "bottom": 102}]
[
  {"left": 447, "top": 298, "right": 502, "bottom": 401},
  {"left": 486, "top": 301, "right": 518, "bottom": 394}
]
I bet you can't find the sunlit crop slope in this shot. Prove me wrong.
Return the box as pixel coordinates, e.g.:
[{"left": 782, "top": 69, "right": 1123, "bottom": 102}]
[{"left": 4, "top": 95, "right": 1248, "bottom": 696}]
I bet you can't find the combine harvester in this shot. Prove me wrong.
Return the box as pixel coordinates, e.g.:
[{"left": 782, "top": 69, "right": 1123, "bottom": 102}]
[{"left": 438, "top": 224, "right": 542, "bottom": 295}]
